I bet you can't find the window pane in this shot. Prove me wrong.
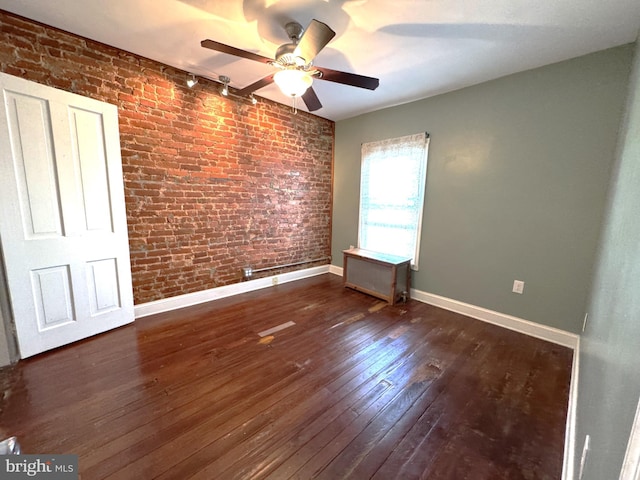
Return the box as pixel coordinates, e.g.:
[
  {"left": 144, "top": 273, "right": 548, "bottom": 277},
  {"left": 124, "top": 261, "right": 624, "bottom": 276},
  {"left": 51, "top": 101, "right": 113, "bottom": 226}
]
[{"left": 358, "top": 133, "right": 429, "bottom": 268}]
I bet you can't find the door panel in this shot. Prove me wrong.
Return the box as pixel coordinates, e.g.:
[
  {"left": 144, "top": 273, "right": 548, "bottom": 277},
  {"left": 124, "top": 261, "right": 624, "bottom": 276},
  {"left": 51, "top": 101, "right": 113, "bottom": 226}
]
[
  {"left": 86, "top": 258, "right": 121, "bottom": 316},
  {"left": 0, "top": 72, "right": 134, "bottom": 358},
  {"left": 31, "top": 265, "right": 75, "bottom": 330},
  {"left": 5, "top": 92, "right": 63, "bottom": 238},
  {"left": 70, "top": 107, "right": 114, "bottom": 233}
]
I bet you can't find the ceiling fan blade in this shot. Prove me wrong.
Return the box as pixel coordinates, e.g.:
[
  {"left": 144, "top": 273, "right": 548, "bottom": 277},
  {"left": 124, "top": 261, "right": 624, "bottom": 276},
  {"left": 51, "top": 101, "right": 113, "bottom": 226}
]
[
  {"left": 301, "top": 87, "right": 322, "bottom": 112},
  {"left": 294, "top": 20, "right": 336, "bottom": 64},
  {"left": 236, "top": 74, "right": 275, "bottom": 96},
  {"left": 201, "top": 39, "right": 273, "bottom": 64},
  {"left": 315, "top": 66, "right": 380, "bottom": 90}
]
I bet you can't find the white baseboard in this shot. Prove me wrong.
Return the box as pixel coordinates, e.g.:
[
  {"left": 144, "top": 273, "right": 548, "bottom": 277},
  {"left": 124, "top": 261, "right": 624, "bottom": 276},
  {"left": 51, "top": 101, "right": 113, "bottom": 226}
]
[
  {"left": 329, "top": 265, "right": 343, "bottom": 276},
  {"left": 563, "top": 337, "right": 580, "bottom": 480},
  {"left": 411, "top": 289, "right": 579, "bottom": 349},
  {"left": 619, "top": 392, "right": 640, "bottom": 480},
  {"left": 134, "top": 265, "right": 330, "bottom": 318}
]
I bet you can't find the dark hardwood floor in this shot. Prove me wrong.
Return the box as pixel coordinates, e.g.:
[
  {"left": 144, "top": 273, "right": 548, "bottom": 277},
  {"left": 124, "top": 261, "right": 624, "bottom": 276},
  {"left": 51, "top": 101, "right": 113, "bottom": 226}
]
[{"left": 0, "top": 273, "right": 572, "bottom": 479}]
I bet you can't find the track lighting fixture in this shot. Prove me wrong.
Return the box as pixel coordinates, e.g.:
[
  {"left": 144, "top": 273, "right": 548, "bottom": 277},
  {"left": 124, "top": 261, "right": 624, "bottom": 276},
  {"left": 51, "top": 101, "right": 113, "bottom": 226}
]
[
  {"left": 219, "top": 75, "right": 230, "bottom": 96},
  {"left": 186, "top": 73, "right": 198, "bottom": 88}
]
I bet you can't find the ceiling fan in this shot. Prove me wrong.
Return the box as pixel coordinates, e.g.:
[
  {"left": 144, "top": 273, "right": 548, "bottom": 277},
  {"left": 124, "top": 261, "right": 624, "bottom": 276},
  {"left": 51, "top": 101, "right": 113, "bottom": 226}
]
[{"left": 201, "top": 19, "right": 380, "bottom": 112}]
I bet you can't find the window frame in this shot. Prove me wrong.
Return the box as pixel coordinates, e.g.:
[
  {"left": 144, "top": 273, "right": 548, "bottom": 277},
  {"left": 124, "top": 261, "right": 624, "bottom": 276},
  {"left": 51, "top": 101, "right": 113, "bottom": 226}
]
[{"left": 357, "top": 132, "right": 430, "bottom": 270}]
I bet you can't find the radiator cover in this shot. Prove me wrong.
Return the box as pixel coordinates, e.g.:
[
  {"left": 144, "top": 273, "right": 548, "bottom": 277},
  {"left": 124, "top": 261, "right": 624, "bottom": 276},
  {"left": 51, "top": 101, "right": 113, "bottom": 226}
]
[{"left": 343, "top": 248, "right": 411, "bottom": 305}]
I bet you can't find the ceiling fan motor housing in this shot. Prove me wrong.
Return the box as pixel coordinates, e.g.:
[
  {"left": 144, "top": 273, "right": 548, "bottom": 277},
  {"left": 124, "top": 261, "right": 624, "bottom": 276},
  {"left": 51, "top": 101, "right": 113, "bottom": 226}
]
[
  {"left": 275, "top": 22, "right": 307, "bottom": 66},
  {"left": 275, "top": 43, "right": 306, "bottom": 67}
]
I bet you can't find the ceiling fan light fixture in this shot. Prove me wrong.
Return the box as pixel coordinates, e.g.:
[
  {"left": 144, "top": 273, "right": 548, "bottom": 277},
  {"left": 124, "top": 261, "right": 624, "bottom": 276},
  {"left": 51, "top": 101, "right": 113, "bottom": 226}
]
[{"left": 274, "top": 69, "right": 313, "bottom": 97}]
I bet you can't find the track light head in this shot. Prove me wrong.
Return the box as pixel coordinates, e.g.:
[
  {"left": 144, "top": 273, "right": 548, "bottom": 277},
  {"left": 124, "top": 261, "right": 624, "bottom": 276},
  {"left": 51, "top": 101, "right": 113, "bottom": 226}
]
[
  {"left": 219, "top": 75, "right": 230, "bottom": 96},
  {"left": 186, "top": 73, "right": 198, "bottom": 88}
]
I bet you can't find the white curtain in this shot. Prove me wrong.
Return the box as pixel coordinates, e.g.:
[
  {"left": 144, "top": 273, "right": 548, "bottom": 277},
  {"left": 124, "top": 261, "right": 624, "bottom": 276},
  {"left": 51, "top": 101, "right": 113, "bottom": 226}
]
[{"left": 359, "top": 132, "right": 429, "bottom": 269}]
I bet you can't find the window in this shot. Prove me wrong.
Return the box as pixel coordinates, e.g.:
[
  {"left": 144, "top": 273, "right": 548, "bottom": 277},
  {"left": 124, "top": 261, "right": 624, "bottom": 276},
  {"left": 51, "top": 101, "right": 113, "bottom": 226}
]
[{"left": 358, "top": 132, "right": 429, "bottom": 269}]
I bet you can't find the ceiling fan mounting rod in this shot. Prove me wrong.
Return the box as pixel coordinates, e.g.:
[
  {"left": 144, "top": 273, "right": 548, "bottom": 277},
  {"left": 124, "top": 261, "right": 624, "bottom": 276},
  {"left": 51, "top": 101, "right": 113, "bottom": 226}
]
[{"left": 284, "top": 22, "right": 304, "bottom": 43}]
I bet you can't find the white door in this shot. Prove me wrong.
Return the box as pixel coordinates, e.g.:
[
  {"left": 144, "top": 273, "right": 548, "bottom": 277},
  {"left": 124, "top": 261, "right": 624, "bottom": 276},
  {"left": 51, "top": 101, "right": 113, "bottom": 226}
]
[{"left": 0, "top": 72, "right": 134, "bottom": 358}]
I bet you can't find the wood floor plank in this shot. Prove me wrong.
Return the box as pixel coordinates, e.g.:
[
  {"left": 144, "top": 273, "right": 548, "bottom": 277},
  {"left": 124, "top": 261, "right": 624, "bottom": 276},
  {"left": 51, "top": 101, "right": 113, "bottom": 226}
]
[{"left": 0, "top": 273, "right": 572, "bottom": 479}]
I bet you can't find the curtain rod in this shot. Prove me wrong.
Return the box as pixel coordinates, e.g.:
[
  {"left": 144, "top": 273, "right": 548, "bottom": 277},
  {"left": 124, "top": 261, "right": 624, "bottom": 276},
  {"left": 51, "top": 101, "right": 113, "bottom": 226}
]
[{"left": 361, "top": 132, "right": 429, "bottom": 146}]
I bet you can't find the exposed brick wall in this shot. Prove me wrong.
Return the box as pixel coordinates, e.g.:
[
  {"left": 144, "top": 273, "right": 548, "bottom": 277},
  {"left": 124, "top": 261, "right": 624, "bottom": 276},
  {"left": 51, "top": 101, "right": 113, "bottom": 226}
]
[{"left": 0, "top": 11, "right": 334, "bottom": 304}]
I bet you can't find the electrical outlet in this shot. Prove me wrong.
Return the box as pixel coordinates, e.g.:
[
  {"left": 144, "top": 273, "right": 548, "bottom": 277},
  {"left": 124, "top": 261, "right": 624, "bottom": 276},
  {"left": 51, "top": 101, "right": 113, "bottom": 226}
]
[
  {"left": 582, "top": 313, "right": 589, "bottom": 332},
  {"left": 512, "top": 280, "right": 524, "bottom": 294},
  {"left": 271, "top": 277, "right": 278, "bottom": 286},
  {"left": 578, "top": 434, "right": 591, "bottom": 479}
]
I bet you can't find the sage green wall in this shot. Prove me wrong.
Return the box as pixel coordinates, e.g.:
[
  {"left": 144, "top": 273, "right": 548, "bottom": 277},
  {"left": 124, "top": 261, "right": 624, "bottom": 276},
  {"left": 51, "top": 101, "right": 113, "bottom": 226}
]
[
  {"left": 0, "top": 310, "right": 9, "bottom": 367},
  {"left": 576, "top": 40, "right": 640, "bottom": 479},
  {"left": 0, "top": 255, "right": 16, "bottom": 366},
  {"left": 333, "top": 45, "right": 633, "bottom": 333}
]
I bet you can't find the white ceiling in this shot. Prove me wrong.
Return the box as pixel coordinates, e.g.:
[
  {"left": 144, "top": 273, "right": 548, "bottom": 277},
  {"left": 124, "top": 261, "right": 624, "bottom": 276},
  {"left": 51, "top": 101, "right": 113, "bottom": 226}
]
[{"left": 1, "top": 0, "right": 639, "bottom": 121}]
